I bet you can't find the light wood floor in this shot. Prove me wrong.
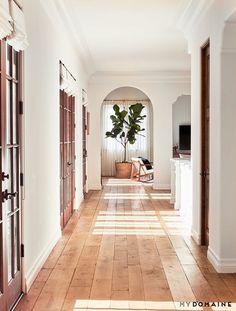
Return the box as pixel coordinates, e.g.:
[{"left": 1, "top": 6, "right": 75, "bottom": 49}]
[{"left": 16, "top": 178, "right": 236, "bottom": 311}]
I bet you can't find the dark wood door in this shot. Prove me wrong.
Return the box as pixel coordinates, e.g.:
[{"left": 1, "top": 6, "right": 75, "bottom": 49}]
[
  {"left": 60, "top": 91, "right": 76, "bottom": 229},
  {"left": 201, "top": 40, "right": 210, "bottom": 246},
  {"left": 82, "top": 105, "right": 87, "bottom": 196},
  {"left": 0, "top": 42, "right": 22, "bottom": 310}
]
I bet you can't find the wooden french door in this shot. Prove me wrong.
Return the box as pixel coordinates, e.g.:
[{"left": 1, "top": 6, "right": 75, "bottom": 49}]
[
  {"left": 82, "top": 105, "right": 87, "bottom": 196},
  {"left": 201, "top": 40, "right": 210, "bottom": 246},
  {"left": 0, "top": 42, "right": 23, "bottom": 310},
  {"left": 60, "top": 90, "right": 76, "bottom": 229}
]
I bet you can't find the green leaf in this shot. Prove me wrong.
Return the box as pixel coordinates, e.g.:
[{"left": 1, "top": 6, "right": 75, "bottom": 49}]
[
  {"left": 130, "top": 103, "right": 145, "bottom": 115},
  {"left": 105, "top": 131, "right": 112, "bottom": 137},
  {"left": 120, "top": 110, "right": 128, "bottom": 119},
  {"left": 113, "top": 104, "right": 120, "bottom": 114},
  {"left": 110, "top": 115, "right": 117, "bottom": 122}
]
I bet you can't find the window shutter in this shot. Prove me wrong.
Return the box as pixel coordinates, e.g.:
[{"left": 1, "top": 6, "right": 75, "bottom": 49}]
[
  {"left": 7, "top": 0, "right": 28, "bottom": 51},
  {"left": 0, "top": 0, "right": 13, "bottom": 40},
  {"left": 60, "top": 62, "right": 78, "bottom": 96}
]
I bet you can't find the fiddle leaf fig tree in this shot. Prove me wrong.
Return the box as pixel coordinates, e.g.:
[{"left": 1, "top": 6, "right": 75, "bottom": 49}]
[{"left": 105, "top": 103, "right": 146, "bottom": 162}]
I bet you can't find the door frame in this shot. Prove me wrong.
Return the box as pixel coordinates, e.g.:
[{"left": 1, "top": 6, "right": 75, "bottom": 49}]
[
  {"left": 82, "top": 89, "right": 88, "bottom": 197},
  {"left": 82, "top": 104, "right": 87, "bottom": 196},
  {"left": 0, "top": 39, "right": 24, "bottom": 310},
  {"left": 59, "top": 61, "right": 77, "bottom": 229},
  {"left": 200, "top": 39, "right": 210, "bottom": 246},
  {"left": 60, "top": 90, "right": 76, "bottom": 229}
]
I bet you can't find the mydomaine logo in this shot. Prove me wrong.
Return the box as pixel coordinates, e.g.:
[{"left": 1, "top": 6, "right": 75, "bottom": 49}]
[{"left": 178, "top": 301, "right": 233, "bottom": 310}]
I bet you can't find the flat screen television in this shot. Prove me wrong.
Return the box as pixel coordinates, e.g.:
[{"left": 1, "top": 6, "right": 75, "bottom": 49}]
[{"left": 179, "top": 125, "right": 191, "bottom": 151}]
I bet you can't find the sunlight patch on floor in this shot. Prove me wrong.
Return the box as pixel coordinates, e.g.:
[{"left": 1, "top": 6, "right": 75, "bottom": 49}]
[
  {"left": 98, "top": 211, "right": 156, "bottom": 215},
  {"left": 72, "top": 299, "right": 214, "bottom": 310},
  {"left": 103, "top": 192, "right": 172, "bottom": 200},
  {"left": 103, "top": 199, "right": 149, "bottom": 201},
  {"left": 151, "top": 196, "right": 172, "bottom": 200},
  {"left": 92, "top": 228, "right": 166, "bottom": 236},
  {"left": 103, "top": 178, "right": 153, "bottom": 187},
  {"left": 92, "top": 206, "right": 191, "bottom": 236},
  {"left": 96, "top": 216, "right": 159, "bottom": 221},
  {"left": 95, "top": 222, "right": 161, "bottom": 228},
  {"left": 159, "top": 211, "right": 180, "bottom": 215},
  {"left": 93, "top": 178, "right": 191, "bottom": 236},
  {"left": 73, "top": 299, "right": 236, "bottom": 310},
  {"left": 104, "top": 193, "right": 147, "bottom": 196},
  {"left": 161, "top": 216, "right": 184, "bottom": 221},
  {"left": 73, "top": 299, "right": 176, "bottom": 310},
  {"left": 103, "top": 196, "right": 149, "bottom": 200}
]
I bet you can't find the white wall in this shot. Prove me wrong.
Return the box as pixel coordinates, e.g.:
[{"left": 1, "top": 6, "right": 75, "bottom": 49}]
[
  {"left": 23, "top": 0, "right": 88, "bottom": 290},
  {"left": 88, "top": 73, "right": 190, "bottom": 190},
  {"left": 105, "top": 86, "right": 149, "bottom": 100},
  {"left": 172, "top": 95, "right": 191, "bottom": 147},
  {"left": 180, "top": 0, "right": 236, "bottom": 272}
]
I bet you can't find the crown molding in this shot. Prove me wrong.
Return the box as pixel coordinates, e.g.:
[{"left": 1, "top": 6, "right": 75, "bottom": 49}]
[
  {"left": 56, "top": 0, "right": 96, "bottom": 75},
  {"left": 89, "top": 71, "right": 191, "bottom": 84},
  {"left": 40, "top": 0, "right": 95, "bottom": 76},
  {"left": 177, "top": 0, "right": 215, "bottom": 39}
]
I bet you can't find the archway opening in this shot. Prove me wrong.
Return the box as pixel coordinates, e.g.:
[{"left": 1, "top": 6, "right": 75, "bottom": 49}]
[{"left": 100, "top": 86, "right": 153, "bottom": 181}]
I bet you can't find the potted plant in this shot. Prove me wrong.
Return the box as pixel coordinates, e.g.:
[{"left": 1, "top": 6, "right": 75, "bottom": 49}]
[{"left": 105, "top": 103, "right": 146, "bottom": 178}]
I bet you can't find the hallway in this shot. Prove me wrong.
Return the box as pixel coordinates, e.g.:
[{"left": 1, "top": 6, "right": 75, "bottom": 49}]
[
  {"left": 2, "top": 1, "right": 236, "bottom": 310},
  {"left": 16, "top": 179, "right": 236, "bottom": 311}
]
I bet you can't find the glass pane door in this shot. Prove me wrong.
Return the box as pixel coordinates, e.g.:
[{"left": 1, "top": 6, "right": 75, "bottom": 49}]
[
  {"left": 0, "top": 41, "right": 22, "bottom": 311},
  {"left": 60, "top": 90, "right": 76, "bottom": 228},
  {"left": 82, "top": 105, "right": 87, "bottom": 195}
]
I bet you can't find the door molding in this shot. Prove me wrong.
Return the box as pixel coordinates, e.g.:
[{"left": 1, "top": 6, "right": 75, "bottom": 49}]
[
  {"left": 82, "top": 105, "right": 87, "bottom": 196},
  {"left": 60, "top": 90, "right": 76, "bottom": 229},
  {"left": 200, "top": 39, "right": 210, "bottom": 246},
  {"left": 0, "top": 40, "right": 24, "bottom": 310}
]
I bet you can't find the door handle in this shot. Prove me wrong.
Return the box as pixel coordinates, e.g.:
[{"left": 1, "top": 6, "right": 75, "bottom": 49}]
[
  {"left": 67, "top": 162, "right": 72, "bottom": 166},
  {"left": 200, "top": 171, "right": 209, "bottom": 177},
  {"left": 2, "top": 190, "right": 18, "bottom": 203},
  {"left": 2, "top": 172, "right": 9, "bottom": 181}
]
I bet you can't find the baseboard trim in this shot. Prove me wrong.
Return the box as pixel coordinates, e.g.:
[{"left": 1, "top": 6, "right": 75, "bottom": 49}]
[
  {"left": 25, "top": 227, "right": 61, "bottom": 292},
  {"left": 207, "top": 247, "right": 236, "bottom": 273},
  {"left": 75, "top": 194, "right": 84, "bottom": 209},
  {"left": 191, "top": 228, "right": 201, "bottom": 245},
  {"left": 153, "top": 183, "right": 171, "bottom": 190},
  {"left": 89, "top": 184, "right": 102, "bottom": 190}
]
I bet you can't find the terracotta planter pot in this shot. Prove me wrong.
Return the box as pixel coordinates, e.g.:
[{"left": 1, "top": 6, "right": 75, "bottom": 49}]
[{"left": 115, "top": 162, "right": 132, "bottom": 179}]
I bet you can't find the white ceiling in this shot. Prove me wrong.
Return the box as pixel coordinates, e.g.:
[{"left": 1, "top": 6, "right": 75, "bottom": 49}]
[{"left": 62, "top": 0, "right": 191, "bottom": 73}]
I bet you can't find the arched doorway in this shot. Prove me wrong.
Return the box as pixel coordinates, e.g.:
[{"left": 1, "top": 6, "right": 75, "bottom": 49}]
[{"left": 100, "top": 86, "right": 153, "bottom": 180}]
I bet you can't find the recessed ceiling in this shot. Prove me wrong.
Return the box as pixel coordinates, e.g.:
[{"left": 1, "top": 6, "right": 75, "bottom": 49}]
[{"left": 62, "top": 0, "right": 191, "bottom": 72}]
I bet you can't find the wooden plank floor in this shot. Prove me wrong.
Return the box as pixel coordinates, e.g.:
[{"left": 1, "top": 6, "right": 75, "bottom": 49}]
[{"left": 15, "top": 178, "right": 236, "bottom": 311}]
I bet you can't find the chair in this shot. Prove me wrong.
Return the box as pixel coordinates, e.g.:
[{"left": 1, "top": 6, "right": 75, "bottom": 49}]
[{"left": 131, "top": 157, "right": 154, "bottom": 181}]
